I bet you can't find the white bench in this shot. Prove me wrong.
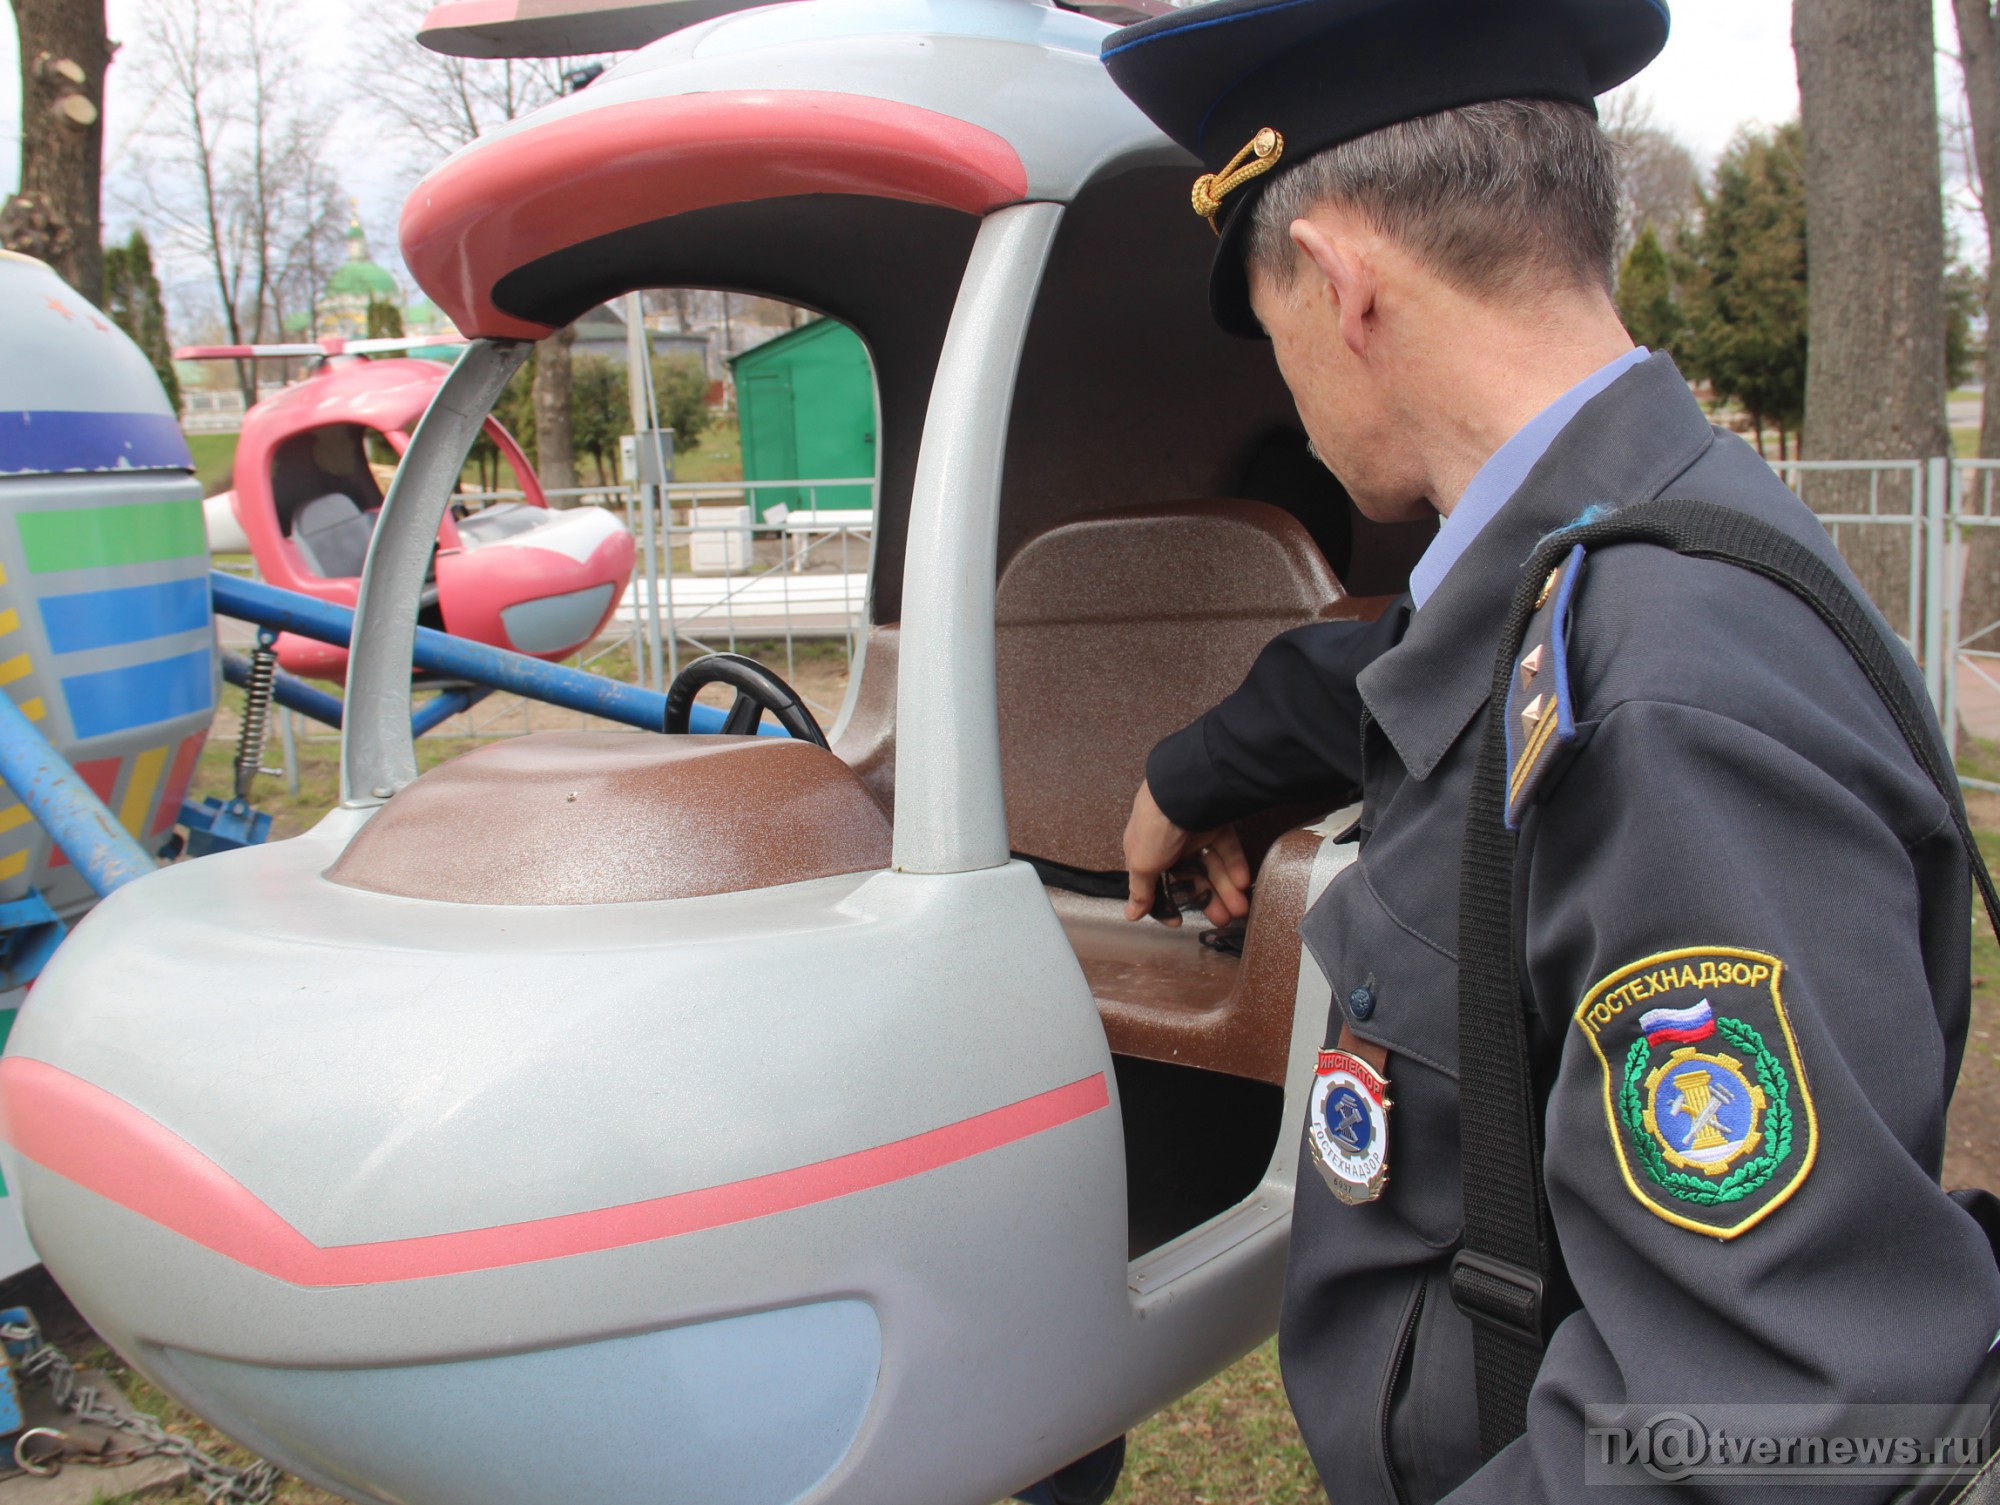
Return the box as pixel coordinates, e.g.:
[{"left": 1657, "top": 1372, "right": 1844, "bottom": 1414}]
[{"left": 772, "top": 506, "right": 875, "bottom": 571}]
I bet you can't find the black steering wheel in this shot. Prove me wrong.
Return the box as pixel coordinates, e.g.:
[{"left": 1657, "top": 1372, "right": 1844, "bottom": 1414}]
[{"left": 662, "top": 653, "right": 829, "bottom": 747}]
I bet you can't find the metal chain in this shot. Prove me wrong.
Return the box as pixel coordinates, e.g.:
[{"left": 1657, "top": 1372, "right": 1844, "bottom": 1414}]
[{"left": 0, "top": 1321, "right": 280, "bottom": 1504}]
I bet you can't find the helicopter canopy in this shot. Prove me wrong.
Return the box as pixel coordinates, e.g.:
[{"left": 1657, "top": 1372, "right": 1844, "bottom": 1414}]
[
  {"left": 398, "top": 0, "right": 1176, "bottom": 341},
  {"left": 417, "top": 0, "right": 1174, "bottom": 57},
  {"left": 395, "top": 0, "right": 1427, "bottom": 634}
]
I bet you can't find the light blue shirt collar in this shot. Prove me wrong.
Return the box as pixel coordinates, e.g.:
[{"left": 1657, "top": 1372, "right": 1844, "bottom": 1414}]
[{"left": 1406, "top": 347, "right": 1650, "bottom": 609}]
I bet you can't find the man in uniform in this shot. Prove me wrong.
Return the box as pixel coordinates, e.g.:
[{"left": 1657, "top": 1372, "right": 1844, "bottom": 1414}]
[{"left": 1100, "top": 0, "right": 2000, "bottom": 1500}]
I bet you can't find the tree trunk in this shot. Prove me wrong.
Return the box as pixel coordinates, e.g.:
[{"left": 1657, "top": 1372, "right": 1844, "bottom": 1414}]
[
  {"left": 1956, "top": 0, "right": 2000, "bottom": 459},
  {"left": 3, "top": 0, "right": 109, "bottom": 304},
  {"left": 533, "top": 323, "right": 577, "bottom": 494},
  {"left": 1954, "top": 0, "right": 2000, "bottom": 680},
  {"left": 1794, "top": 0, "right": 1950, "bottom": 635}
]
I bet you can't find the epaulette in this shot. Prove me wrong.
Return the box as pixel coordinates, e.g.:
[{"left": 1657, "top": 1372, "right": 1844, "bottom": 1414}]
[{"left": 1503, "top": 541, "right": 1584, "bottom": 830}]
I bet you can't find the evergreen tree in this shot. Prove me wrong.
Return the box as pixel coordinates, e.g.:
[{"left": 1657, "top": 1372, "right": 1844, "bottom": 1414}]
[
  {"left": 1615, "top": 225, "right": 1685, "bottom": 354},
  {"left": 366, "top": 298, "right": 405, "bottom": 339},
  {"left": 651, "top": 355, "right": 712, "bottom": 453},
  {"left": 480, "top": 353, "right": 717, "bottom": 490},
  {"left": 570, "top": 355, "right": 627, "bottom": 484},
  {"left": 1946, "top": 260, "right": 1983, "bottom": 393},
  {"left": 1678, "top": 123, "right": 1809, "bottom": 457},
  {"left": 101, "top": 230, "right": 180, "bottom": 412}
]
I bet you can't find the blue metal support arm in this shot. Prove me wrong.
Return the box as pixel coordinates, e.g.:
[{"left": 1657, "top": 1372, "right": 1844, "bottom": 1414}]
[
  {"left": 220, "top": 651, "right": 346, "bottom": 729},
  {"left": 221, "top": 651, "right": 494, "bottom": 740},
  {"left": 411, "top": 685, "right": 493, "bottom": 738},
  {"left": 0, "top": 694, "right": 154, "bottom": 896},
  {"left": 209, "top": 573, "right": 776, "bottom": 738}
]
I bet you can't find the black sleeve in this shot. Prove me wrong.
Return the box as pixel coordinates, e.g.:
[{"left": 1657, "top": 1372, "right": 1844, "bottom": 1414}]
[
  {"left": 1457, "top": 699, "right": 2000, "bottom": 1503},
  {"left": 1145, "top": 602, "right": 1409, "bottom": 832}
]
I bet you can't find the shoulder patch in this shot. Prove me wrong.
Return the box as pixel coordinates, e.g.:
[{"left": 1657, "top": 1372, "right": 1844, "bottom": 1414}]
[
  {"left": 1504, "top": 542, "right": 1584, "bottom": 829},
  {"left": 1574, "top": 947, "right": 1819, "bottom": 1238}
]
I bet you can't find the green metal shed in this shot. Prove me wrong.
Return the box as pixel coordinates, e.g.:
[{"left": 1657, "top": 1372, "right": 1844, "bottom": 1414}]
[{"left": 729, "top": 318, "right": 876, "bottom": 520}]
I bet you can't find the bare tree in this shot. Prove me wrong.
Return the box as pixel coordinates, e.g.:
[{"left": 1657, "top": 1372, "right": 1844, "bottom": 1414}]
[
  {"left": 124, "top": 0, "right": 344, "bottom": 400},
  {"left": 353, "top": 0, "right": 576, "bottom": 160},
  {"left": 352, "top": 0, "right": 602, "bottom": 488},
  {"left": 1601, "top": 93, "right": 1698, "bottom": 258},
  {"left": 268, "top": 155, "right": 346, "bottom": 340},
  {"left": 1794, "top": 0, "right": 1951, "bottom": 627},
  {"left": 4, "top": 0, "right": 112, "bottom": 302}
]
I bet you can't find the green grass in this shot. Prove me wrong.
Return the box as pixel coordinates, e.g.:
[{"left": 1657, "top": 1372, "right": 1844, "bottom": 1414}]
[
  {"left": 185, "top": 432, "right": 238, "bottom": 497},
  {"left": 189, "top": 682, "right": 496, "bottom": 839},
  {"left": 675, "top": 414, "right": 743, "bottom": 485},
  {"left": 1106, "top": 1340, "right": 1324, "bottom": 1503}
]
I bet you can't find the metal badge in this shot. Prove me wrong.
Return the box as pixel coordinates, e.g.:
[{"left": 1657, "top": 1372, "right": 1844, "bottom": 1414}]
[{"left": 1307, "top": 1047, "right": 1390, "bottom": 1205}]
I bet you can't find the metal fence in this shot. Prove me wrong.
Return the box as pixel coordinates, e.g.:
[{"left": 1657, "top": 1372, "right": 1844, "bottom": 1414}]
[
  {"left": 1780, "top": 454, "right": 2000, "bottom": 763},
  {"left": 1944, "top": 461, "right": 2000, "bottom": 759},
  {"left": 228, "top": 479, "right": 880, "bottom": 746},
  {"left": 225, "top": 453, "right": 2000, "bottom": 768}
]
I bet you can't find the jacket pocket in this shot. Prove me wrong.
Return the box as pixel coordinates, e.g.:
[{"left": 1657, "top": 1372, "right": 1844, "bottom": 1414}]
[
  {"left": 1384, "top": 1262, "right": 1482, "bottom": 1505},
  {"left": 1299, "top": 860, "right": 1465, "bottom": 1249}
]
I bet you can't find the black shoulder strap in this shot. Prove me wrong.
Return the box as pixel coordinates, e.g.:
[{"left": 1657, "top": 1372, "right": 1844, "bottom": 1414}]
[{"left": 1452, "top": 497, "right": 2000, "bottom": 1458}]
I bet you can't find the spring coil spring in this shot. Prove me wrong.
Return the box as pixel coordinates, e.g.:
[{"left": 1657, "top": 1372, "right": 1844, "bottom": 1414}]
[{"left": 233, "top": 632, "right": 278, "bottom": 802}]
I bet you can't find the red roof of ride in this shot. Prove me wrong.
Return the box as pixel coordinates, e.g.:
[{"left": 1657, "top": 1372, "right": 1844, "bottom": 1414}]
[{"left": 401, "top": 89, "right": 1029, "bottom": 339}]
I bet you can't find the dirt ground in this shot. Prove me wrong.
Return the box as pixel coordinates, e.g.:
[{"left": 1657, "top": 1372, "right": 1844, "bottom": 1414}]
[{"left": 1945, "top": 786, "right": 2000, "bottom": 1193}]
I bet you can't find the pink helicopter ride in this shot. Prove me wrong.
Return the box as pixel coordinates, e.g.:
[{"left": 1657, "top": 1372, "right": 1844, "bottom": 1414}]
[{"left": 183, "top": 336, "right": 636, "bottom": 681}]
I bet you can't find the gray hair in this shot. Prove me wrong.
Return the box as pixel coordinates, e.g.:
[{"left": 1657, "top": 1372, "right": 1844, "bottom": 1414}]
[{"left": 1244, "top": 99, "right": 1620, "bottom": 303}]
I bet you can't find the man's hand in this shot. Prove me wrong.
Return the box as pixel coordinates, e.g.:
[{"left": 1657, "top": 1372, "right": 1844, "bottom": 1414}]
[{"left": 1122, "top": 780, "right": 1253, "bottom": 928}]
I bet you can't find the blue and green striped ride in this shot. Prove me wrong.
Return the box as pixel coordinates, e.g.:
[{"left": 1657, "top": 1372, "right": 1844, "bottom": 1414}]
[{"left": 0, "top": 253, "right": 214, "bottom": 935}]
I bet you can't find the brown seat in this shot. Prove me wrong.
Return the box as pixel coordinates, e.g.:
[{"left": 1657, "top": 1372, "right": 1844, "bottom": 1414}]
[
  {"left": 993, "top": 500, "right": 1386, "bottom": 1085},
  {"left": 329, "top": 732, "right": 891, "bottom": 905}
]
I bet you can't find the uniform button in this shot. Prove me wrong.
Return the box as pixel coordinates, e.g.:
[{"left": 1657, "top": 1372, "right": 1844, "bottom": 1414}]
[{"left": 1347, "top": 985, "right": 1376, "bottom": 1021}]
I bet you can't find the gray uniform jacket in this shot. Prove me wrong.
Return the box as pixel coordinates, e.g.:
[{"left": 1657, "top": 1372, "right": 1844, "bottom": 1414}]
[{"left": 1146, "top": 354, "right": 2000, "bottom": 1503}]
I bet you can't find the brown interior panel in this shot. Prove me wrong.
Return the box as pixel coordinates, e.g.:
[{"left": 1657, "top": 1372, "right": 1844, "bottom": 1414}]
[
  {"left": 831, "top": 625, "right": 898, "bottom": 815},
  {"left": 995, "top": 499, "right": 1363, "bottom": 875},
  {"left": 830, "top": 501, "right": 1374, "bottom": 1088},
  {"left": 329, "top": 731, "right": 891, "bottom": 905},
  {"left": 1052, "top": 827, "right": 1325, "bottom": 1087}
]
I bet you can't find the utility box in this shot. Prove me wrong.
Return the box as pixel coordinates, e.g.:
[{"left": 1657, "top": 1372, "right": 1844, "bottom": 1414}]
[
  {"left": 688, "top": 503, "right": 752, "bottom": 574},
  {"left": 730, "top": 319, "right": 875, "bottom": 520},
  {"left": 619, "top": 429, "right": 676, "bottom": 488}
]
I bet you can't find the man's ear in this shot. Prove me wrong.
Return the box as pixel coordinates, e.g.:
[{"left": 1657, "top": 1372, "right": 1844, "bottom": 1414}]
[{"left": 1290, "top": 217, "right": 1375, "bottom": 357}]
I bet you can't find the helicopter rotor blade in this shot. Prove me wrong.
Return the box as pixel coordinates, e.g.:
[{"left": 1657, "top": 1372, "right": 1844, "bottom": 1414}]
[
  {"left": 418, "top": 0, "right": 801, "bottom": 58},
  {"left": 174, "top": 335, "right": 465, "bottom": 363},
  {"left": 342, "top": 335, "right": 468, "bottom": 354},
  {"left": 174, "top": 343, "right": 332, "bottom": 361}
]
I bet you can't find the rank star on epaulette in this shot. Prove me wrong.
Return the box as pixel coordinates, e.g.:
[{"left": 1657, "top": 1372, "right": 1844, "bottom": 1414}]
[
  {"left": 1504, "top": 542, "right": 1584, "bottom": 829},
  {"left": 1575, "top": 947, "right": 1819, "bottom": 1238}
]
